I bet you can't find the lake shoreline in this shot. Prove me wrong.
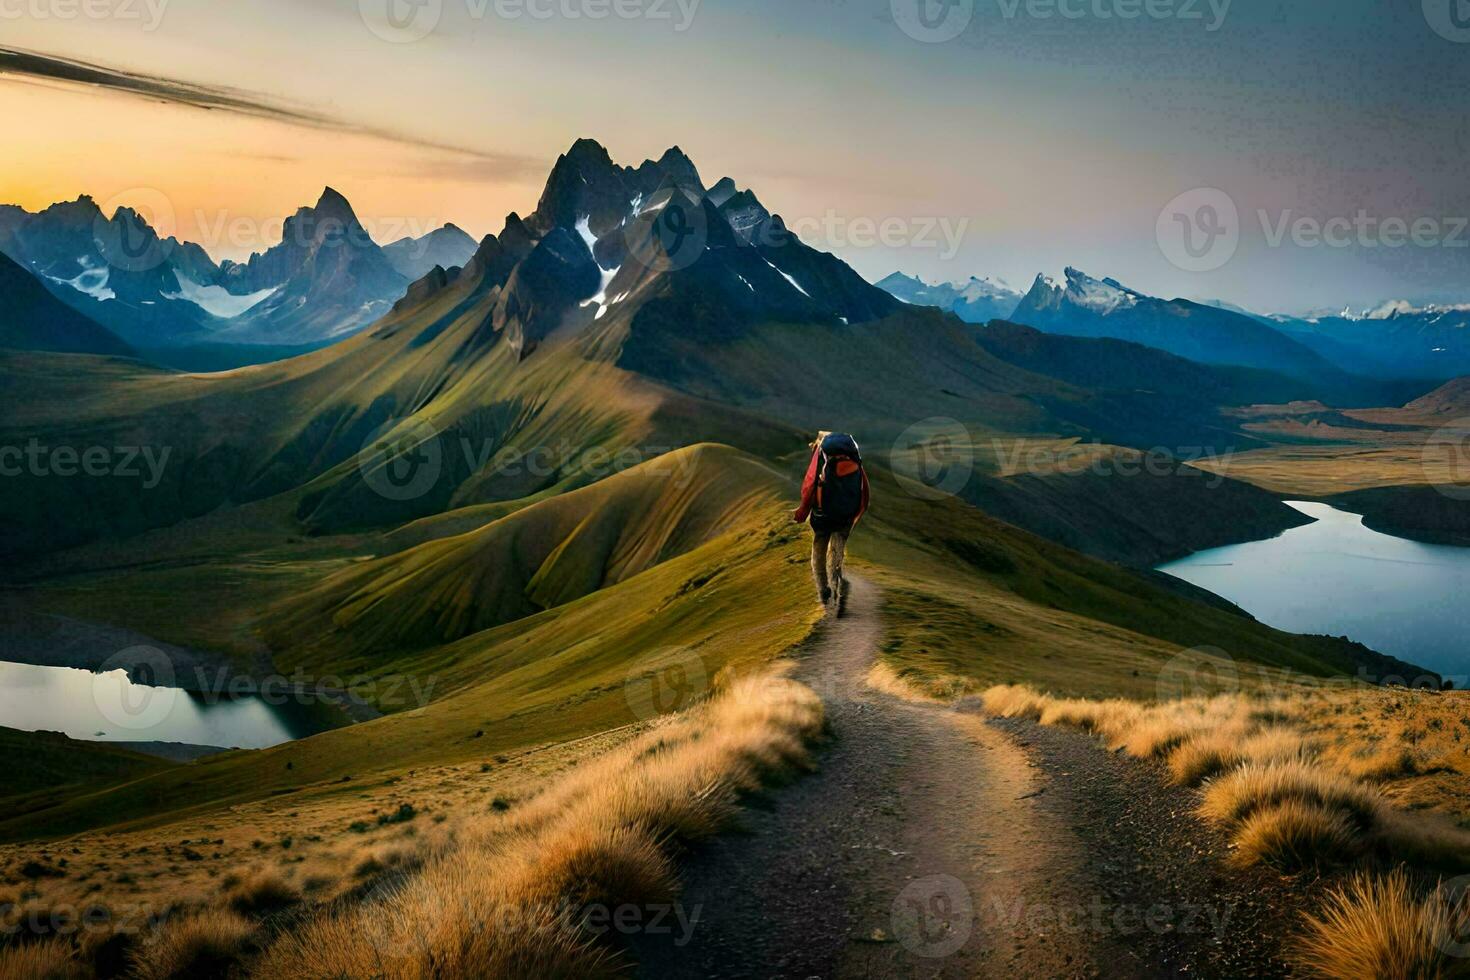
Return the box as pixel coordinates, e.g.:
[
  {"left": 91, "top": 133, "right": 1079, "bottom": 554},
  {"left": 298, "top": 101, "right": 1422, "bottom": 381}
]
[
  {"left": 0, "top": 598, "right": 379, "bottom": 749},
  {"left": 1159, "top": 501, "right": 1466, "bottom": 682}
]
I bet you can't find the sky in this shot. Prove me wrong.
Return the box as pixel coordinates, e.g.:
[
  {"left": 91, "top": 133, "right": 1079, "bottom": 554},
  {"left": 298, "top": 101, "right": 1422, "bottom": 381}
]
[{"left": 1, "top": 0, "right": 1467, "bottom": 314}]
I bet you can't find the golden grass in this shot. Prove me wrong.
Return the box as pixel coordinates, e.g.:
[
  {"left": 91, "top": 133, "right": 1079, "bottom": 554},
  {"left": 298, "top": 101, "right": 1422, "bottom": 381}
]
[
  {"left": 1291, "top": 869, "right": 1470, "bottom": 979},
  {"left": 1231, "top": 800, "right": 1364, "bottom": 871},
  {"left": 1199, "top": 761, "right": 1385, "bottom": 829},
  {"left": 980, "top": 684, "right": 1050, "bottom": 720},
  {"left": 131, "top": 908, "right": 256, "bottom": 980},
  {"left": 0, "top": 940, "right": 85, "bottom": 980},
  {"left": 982, "top": 682, "right": 1470, "bottom": 978},
  {"left": 865, "top": 661, "right": 957, "bottom": 703},
  {"left": 224, "top": 871, "right": 301, "bottom": 916},
  {"left": 252, "top": 669, "right": 823, "bottom": 978}
]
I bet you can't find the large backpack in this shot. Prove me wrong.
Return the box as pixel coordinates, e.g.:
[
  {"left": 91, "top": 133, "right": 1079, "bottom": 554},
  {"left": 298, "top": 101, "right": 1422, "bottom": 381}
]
[{"left": 815, "top": 432, "right": 865, "bottom": 521}]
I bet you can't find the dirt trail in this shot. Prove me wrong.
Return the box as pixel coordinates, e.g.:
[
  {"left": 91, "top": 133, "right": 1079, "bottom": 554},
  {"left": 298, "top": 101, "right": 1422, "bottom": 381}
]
[{"left": 633, "top": 576, "right": 1135, "bottom": 978}]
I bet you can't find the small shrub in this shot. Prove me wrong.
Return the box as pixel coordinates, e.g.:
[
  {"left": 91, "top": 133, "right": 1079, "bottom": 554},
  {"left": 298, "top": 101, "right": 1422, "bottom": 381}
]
[{"left": 378, "top": 803, "right": 417, "bottom": 826}]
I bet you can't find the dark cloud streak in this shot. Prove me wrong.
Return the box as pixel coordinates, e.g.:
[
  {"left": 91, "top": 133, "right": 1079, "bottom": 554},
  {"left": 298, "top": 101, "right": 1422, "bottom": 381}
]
[{"left": 0, "top": 45, "right": 539, "bottom": 183}]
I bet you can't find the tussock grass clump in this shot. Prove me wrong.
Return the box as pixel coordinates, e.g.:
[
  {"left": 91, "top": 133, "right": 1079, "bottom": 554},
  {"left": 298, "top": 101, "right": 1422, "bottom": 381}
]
[
  {"left": 253, "top": 668, "right": 824, "bottom": 978},
  {"left": 130, "top": 908, "right": 255, "bottom": 980},
  {"left": 1231, "top": 801, "right": 1363, "bottom": 871},
  {"left": 225, "top": 871, "right": 301, "bottom": 916},
  {"left": 1038, "top": 697, "right": 1134, "bottom": 734},
  {"left": 0, "top": 940, "right": 84, "bottom": 980},
  {"left": 1169, "top": 735, "right": 1244, "bottom": 786},
  {"left": 1199, "top": 760, "right": 1385, "bottom": 830},
  {"left": 1342, "top": 746, "right": 1421, "bottom": 783},
  {"left": 1291, "top": 869, "right": 1470, "bottom": 979},
  {"left": 980, "top": 684, "right": 1049, "bottom": 720}
]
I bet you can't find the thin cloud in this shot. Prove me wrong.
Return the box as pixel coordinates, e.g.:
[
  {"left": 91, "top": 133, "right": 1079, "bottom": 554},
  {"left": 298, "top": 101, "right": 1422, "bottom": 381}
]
[{"left": 0, "top": 45, "right": 539, "bottom": 181}]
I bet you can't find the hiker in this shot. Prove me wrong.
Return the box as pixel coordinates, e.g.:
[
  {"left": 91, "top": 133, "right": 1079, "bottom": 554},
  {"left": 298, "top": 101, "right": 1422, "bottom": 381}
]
[{"left": 792, "top": 431, "right": 870, "bottom": 612}]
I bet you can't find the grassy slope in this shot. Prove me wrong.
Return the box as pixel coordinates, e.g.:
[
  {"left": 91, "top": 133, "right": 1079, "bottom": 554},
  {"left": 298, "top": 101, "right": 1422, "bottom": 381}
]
[
  {"left": 0, "top": 444, "right": 1425, "bottom": 844},
  {"left": 262, "top": 444, "right": 788, "bottom": 671},
  {"left": 0, "top": 727, "right": 176, "bottom": 802},
  {"left": 0, "top": 453, "right": 819, "bottom": 842},
  {"left": 852, "top": 464, "right": 1426, "bottom": 699}
]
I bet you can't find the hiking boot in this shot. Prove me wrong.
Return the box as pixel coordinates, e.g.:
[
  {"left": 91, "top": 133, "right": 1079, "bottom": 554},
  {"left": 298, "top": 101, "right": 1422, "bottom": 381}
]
[{"left": 819, "top": 586, "right": 833, "bottom": 605}]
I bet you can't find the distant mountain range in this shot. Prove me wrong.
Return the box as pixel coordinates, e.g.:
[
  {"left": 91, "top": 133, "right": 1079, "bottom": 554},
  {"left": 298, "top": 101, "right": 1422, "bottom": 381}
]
[
  {"left": 3, "top": 138, "right": 1330, "bottom": 564},
  {"left": 886, "top": 266, "right": 1470, "bottom": 387},
  {"left": 877, "top": 272, "right": 1022, "bottom": 322},
  {"left": 383, "top": 223, "right": 479, "bottom": 281},
  {"left": 1006, "top": 268, "right": 1348, "bottom": 386},
  {"left": 0, "top": 188, "right": 473, "bottom": 362},
  {"left": 1263, "top": 304, "right": 1470, "bottom": 381}
]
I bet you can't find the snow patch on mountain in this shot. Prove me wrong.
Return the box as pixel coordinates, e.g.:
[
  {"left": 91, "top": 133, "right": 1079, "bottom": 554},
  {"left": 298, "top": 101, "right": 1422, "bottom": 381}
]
[
  {"left": 765, "top": 258, "right": 810, "bottom": 297},
  {"left": 48, "top": 256, "right": 114, "bottom": 301},
  {"left": 165, "top": 275, "right": 277, "bottom": 318}
]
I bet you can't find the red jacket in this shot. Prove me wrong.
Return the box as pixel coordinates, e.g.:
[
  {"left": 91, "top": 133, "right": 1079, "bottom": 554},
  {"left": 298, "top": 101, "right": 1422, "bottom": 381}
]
[{"left": 793, "top": 445, "right": 870, "bottom": 525}]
